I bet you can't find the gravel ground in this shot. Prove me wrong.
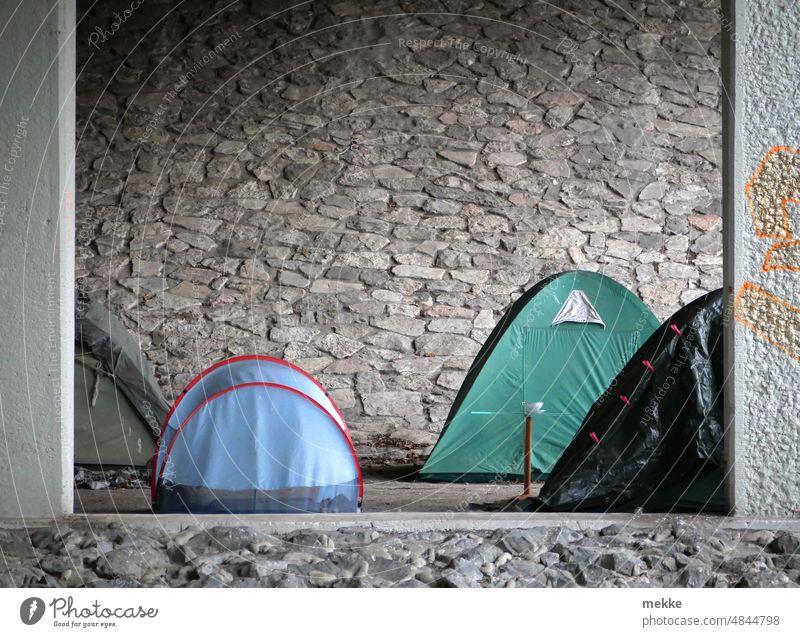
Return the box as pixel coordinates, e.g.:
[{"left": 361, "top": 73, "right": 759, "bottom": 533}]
[{"left": 2, "top": 520, "right": 799, "bottom": 588}]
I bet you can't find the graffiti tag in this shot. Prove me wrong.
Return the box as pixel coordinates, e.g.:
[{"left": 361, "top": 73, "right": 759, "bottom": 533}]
[{"left": 735, "top": 145, "right": 800, "bottom": 360}]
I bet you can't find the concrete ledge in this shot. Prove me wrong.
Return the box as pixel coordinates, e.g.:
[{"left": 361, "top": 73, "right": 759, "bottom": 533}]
[{"left": 2, "top": 513, "right": 800, "bottom": 535}]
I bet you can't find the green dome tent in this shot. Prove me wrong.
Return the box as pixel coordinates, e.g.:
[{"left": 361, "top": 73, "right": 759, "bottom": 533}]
[
  {"left": 74, "top": 293, "right": 169, "bottom": 467},
  {"left": 419, "top": 270, "right": 660, "bottom": 483}
]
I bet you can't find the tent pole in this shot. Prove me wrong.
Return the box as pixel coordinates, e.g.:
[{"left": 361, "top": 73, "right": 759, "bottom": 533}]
[
  {"left": 521, "top": 339, "right": 532, "bottom": 498},
  {"left": 523, "top": 414, "right": 532, "bottom": 497}
]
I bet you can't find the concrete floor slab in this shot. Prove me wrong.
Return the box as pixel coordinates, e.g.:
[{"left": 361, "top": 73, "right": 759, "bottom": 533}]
[
  {"left": 4, "top": 512, "right": 800, "bottom": 537},
  {"left": 10, "top": 467, "right": 788, "bottom": 537},
  {"left": 71, "top": 467, "right": 532, "bottom": 515}
]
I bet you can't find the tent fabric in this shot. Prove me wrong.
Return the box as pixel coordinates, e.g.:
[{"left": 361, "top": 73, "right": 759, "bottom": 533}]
[
  {"left": 152, "top": 355, "right": 362, "bottom": 514},
  {"left": 75, "top": 292, "right": 169, "bottom": 437},
  {"left": 552, "top": 290, "right": 606, "bottom": 327},
  {"left": 74, "top": 347, "right": 156, "bottom": 466},
  {"left": 536, "top": 289, "right": 726, "bottom": 513},
  {"left": 74, "top": 293, "right": 169, "bottom": 466},
  {"left": 419, "top": 271, "right": 660, "bottom": 483},
  {"left": 152, "top": 355, "right": 352, "bottom": 492}
]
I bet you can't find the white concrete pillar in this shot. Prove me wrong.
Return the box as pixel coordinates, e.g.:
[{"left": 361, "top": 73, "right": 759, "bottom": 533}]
[
  {"left": 724, "top": 0, "right": 800, "bottom": 515},
  {"left": 0, "top": 0, "right": 75, "bottom": 518}
]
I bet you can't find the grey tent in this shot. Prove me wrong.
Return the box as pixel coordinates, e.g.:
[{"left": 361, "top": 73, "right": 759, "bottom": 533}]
[{"left": 75, "top": 293, "right": 169, "bottom": 467}]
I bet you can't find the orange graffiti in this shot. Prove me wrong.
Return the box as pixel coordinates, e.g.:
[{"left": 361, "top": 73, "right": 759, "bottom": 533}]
[
  {"left": 736, "top": 146, "right": 800, "bottom": 358},
  {"left": 745, "top": 145, "right": 800, "bottom": 240},
  {"left": 734, "top": 283, "right": 800, "bottom": 362},
  {"left": 744, "top": 146, "right": 800, "bottom": 271},
  {"left": 763, "top": 239, "right": 800, "bottom": 272}
]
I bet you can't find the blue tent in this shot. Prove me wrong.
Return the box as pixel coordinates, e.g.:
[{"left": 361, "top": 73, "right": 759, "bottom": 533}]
[{"left": 152, "top": 356, "right": 362, "bottom": 513}]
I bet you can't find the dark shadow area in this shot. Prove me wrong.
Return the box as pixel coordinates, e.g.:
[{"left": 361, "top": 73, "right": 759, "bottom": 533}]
[{"left": 74, "top": 467, "right": 533, "bottom": 514}]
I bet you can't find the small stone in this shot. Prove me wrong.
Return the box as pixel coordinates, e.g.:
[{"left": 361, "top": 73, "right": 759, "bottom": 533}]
[
  {"left": 599, "top": 524, "right": 626, "bottom": 536},
  {"left": 309, "top": 279, "right": 364, "bottom": 293},
  {"left": 383, "top": 356, "right": 431, "bottom": 377},
  {"left": 427, "top": 318, "right": 472, "bottom": 335},
  {"left": 531, "top": 159, "right": 570, "bottom": 177},
  {"left": 469, "top": 215, "right": 509, "bottom": 233},
  {"left": 373, "top": 165, "right": 414, "bottom": 180},
  {"left": 40, "top": 556, "right": 73, "bottom": 575},
  {"left": 497, "top": 530, "right": 543, "bottom": 555},
  {"left": 573, "top": 563, "right": 612, "bottom": 587},
  {"left": 373, "top": 316, "right": 426, "bottom": 337},
  {"left": 309, "top": 570, "right": 338, "bottom": 587},
  {"left": 678, "top": 564, "right": 711, "bottom": 588},
  {"left": 605, "top": 239, "right": 641, "bottom": 260},
  {"left": 451, "top": 270, "right": 490, "bottom": 285},
  {"left": 279, "top": 271, "right": 311, "bottom": 288},
  {"left": 688, "top": 214, "right": 722, "bottom": 232},
  {"left": 239, "top": 260, "right": 271, "bottom": 281},
  {"left": 438, "top": 150, "right": 478, "bottom": 168},
  {"left": 621, "top": 215, "right": 662, "bottom": 233},
  {"left": 639, "top": 182, "right": 666, "bottom": 201},
  {"left": 541, "top": 227, "right": 586, "bottom": 248},
  {"left": 394, "top": 253, "right": 434, "bottom": 267},
  {"left": 439, "top": 111, "right": 458, "bottom": 125},
  {"left": 691, "top": 233, "right": 722, "bottom": 256},
  {"left": 627, "top": 33, "right": 663, "bottom": 57},
  {"left": 486, "top": 151, "right": 527, "bottom": 167},
  {"left": 422, "top": 201, "right": 460, "bottom": 217},
  {"left": 598, "top": 550, "right": 645, "bottom": 577},
  {"left": 767, "top": 532, "right": 800, "bottom": 555},
  {"left": 474, "top": 310, "right": 495, "bottom": 329},
  {"left": 597, "top": 64, "right": 653, "bottom": 94},
  {"left": 539, "top": 552, "right": 560, "bottom": 567},
  {"left": 168, "top": 281, "right": 211, "bottom": 300},
  {"left": 214, "top": 140, "right": 248, "bottom": 155},
  {"left": 741, "top": 529, "right": 775, "bottom": 547},
  {"left": 171, "top": 215, "right": 222, "bottom": 235},
  {"left": 415, "top": 333, "right": 481, "bottom": 357},
  {"left": 132, "top": 260, "right": 163, "bottom": 277},
  {"left": 95, "top": 547, "right": 167, "bottom": 580},
  {"left": 362, "top": 391, "right": 422, "bottom": 416},
  {"left": 271, "top": 326, "right": 319, "bottom": 344},
  {"left": 568, "top": 246, "right": 586, "bottom": 264},
  {"left": 437, "top": 370, "right": 467, "bottom": 390},
  {"left": 124, "top": 126, "right": 169, "bottom": 143},
  {"left": 658, "top": 263, "right": 698, "bottom": 279},
  {"left": 438, "top": 568, "right": 480, "bottom": 588},
  {"left": 545, "top": 106, "right": 574, "bottom": 128},
  {"left": 737, "top": 569, "right": 797, "bottom": 588},
  {"left": 392, "top": 265, "right": 446, "bottom": 280},
  {"left": 337, "top": 252, "right": 392, "bottom": 269},
  {"left": 317, "top": 333, "right": 364, "bottom": 358}
]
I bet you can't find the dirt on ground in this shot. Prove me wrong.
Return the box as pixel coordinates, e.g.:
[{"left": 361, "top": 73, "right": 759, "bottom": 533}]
[{"left": 73, "top": 466, "right": 532, "bottom": 514}]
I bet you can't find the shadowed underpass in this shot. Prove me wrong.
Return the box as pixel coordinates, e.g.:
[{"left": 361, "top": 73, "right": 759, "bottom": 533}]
[{"left": 73, "top": 468, "right": 530, "bottom": 514}]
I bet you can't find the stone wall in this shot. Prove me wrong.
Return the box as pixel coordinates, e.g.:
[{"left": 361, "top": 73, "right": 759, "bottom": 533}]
[{"left": 75, "top": 0, "right": 723, "bottom": 462}]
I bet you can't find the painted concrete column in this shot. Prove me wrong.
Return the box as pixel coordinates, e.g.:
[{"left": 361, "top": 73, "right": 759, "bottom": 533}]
[
  {"left": 725, "top": 0, "right": 800, "bottom": 515},
  {"left": 0, "top": 0, "right": 75, "bottom": 518}
]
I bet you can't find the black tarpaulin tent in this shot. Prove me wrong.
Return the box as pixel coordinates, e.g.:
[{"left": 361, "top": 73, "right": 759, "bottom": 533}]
[{"left": 536, "top": 289, "right": 727, "bottom": 513}]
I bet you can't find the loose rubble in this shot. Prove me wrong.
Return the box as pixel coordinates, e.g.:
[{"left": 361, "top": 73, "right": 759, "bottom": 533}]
[
  {"left": 2, "top": 521, "right": 798, "bottom": 588},
  {"left": 74, "top": 467, "right": 149, "bottom": 491}
]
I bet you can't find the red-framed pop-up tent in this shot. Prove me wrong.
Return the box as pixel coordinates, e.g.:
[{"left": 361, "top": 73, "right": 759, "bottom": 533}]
[{"left": 151, "top": 355, "right": 362, "bottom": 514}]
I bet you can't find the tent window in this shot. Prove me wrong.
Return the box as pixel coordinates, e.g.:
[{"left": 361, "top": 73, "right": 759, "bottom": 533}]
[{"left": 551, "top": 290, "right": 605, "bottom": 327}]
